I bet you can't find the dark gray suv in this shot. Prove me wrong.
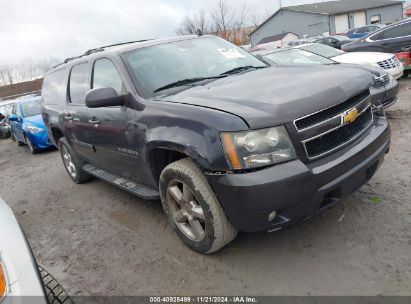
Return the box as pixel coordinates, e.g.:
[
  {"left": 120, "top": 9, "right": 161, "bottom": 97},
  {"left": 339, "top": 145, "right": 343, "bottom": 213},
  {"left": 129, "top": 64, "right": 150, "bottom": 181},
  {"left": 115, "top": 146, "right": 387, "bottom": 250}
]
[{"left": 41, "top": 35, "right": 391, "bottom": 253}]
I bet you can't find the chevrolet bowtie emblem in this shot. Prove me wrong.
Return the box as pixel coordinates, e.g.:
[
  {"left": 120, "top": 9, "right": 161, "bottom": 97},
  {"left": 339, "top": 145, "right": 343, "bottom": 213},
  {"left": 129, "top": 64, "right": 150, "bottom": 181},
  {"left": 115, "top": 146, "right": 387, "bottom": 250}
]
[{"left": 343, "top": 108, "right": 359, "bottom": 124}]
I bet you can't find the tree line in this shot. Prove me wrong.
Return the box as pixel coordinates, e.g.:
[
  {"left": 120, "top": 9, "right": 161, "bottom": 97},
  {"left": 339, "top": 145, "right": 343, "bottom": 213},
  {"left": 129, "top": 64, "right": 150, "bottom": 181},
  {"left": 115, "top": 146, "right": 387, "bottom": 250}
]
[
  {"left": 0, "top": 57, "right": 60, "bottom": 86},
  {"left": 176, "top": 0, "right": 270, "bottom": 45}
]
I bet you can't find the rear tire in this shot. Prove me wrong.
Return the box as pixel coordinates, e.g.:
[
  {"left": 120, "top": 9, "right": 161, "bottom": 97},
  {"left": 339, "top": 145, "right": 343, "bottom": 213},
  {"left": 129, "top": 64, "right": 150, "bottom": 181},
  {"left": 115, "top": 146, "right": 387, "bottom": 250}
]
[
  {"left": 159, "top": 158, "right": 237, "bottom": 254},
  {"left": 38, "top": 266, "right": 74, "bottom": 304},
  {"left": 59, "top": 137, "right": 91, "bottom": 184},
  {"left": 10, "top": 130, "right": 16, "bottom": 142}
]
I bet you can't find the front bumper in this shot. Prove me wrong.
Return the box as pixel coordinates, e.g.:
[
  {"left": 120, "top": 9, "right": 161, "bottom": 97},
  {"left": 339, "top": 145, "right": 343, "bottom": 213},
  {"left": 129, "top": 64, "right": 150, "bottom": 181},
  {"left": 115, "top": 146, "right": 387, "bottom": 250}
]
[
  {"left": 387, "top": 65, "right": 404, "bottom": 80},
  {"left": 382, "top": 79, "right": 400, "bottom": 108},
  {"left": 0, "top": 197, "right": 47, "bottom": 303},
  {"left": 25, "top": 130, "right": 53, "bottom": 150},
  {"left": 370, "top": 79, "right": 399, "bottom": 109},
  {"left": 207, "top": 116, "right": 391, "bottom": 232}
]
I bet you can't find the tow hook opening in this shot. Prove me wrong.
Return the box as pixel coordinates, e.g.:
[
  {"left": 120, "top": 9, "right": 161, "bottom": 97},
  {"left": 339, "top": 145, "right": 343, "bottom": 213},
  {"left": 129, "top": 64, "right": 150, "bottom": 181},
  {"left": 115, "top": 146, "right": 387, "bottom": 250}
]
[
  {"left": 267, "top": 211, "right": 289, "bottom": 225},
  {"left": 320, "top": 189, "right": 341, "bottom": 210}
]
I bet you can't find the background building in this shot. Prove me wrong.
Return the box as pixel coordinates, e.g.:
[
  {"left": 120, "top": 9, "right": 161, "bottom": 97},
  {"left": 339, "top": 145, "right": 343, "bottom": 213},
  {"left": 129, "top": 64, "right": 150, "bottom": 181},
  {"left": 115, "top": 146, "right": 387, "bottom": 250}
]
[
  {"left": 255, "top": 32, "right": 298, "bottom": 48},
  {"left": 250, "top": 0, "right": 404, "bottom": 47}
]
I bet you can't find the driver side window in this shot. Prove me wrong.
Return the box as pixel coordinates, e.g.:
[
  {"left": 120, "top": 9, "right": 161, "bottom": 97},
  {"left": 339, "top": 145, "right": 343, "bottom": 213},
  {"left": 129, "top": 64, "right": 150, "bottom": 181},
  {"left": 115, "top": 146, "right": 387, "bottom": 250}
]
[{"left": 92, "top": 59, "right": 124, "bottom": 95}]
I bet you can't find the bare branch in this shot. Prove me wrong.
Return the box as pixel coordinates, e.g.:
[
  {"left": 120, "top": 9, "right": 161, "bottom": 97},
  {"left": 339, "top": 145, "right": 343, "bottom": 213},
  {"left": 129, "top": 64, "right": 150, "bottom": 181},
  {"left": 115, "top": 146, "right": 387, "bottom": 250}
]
[
  {"left": 176, "top": 11, "right": 209, "bottom": 35},
  {"left": 211, "top": 0, "right": 233, "bottom": 39}
]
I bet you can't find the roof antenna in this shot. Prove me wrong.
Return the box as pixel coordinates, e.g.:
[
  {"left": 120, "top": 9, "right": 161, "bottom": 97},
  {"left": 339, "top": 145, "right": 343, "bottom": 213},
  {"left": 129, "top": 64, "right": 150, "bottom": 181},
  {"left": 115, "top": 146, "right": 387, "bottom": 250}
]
[{"left": 196, "top": 29, "right": 203, "bottom": 36}]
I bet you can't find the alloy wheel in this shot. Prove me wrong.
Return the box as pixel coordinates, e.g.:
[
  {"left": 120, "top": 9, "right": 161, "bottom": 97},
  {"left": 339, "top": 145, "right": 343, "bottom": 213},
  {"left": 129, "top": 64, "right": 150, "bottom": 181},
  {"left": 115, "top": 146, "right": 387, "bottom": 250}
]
[
  {"left": 26, "top": 137, "right": 34, "bottom": 153},
  {"left": 166, "top": 179, "right": 206, "bottom": 241},
  {"left": 62, "top": 145, "right": 77, "bottom": 178}
]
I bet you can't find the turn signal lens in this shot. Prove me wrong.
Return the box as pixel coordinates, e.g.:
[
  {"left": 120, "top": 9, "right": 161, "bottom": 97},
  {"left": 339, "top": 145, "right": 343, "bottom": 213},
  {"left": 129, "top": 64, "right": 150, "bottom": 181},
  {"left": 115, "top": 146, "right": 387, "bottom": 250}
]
[
  {"left": 221, "top": 133, "right": 242, "bottom": 169},
  {"left": 0, "top": 263, "right": 7, "bottom": 299}
]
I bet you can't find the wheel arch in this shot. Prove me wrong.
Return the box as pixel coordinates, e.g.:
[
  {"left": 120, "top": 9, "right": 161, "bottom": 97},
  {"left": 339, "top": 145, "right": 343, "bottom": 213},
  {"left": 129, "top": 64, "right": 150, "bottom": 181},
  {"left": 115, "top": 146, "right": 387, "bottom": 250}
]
[
  {"left": 50, "top": 126, "right": 64, "bottom": 147},
  {"left": 147, "top": 143, "right": 206, "bottom": 185}
]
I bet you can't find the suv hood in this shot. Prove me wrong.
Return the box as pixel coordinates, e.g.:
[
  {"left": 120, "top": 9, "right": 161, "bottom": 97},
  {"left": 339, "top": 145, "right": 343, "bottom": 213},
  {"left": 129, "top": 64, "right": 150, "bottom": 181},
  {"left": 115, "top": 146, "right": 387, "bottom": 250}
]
[{"left": 161, "top": 66, "right": 373, "bottom": 129}]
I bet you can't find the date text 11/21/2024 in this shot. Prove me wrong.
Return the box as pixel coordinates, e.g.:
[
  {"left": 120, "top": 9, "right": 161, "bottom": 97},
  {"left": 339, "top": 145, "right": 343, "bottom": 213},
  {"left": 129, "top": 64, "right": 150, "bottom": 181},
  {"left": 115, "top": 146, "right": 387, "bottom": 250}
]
[{"left": 149, "top": 296, "right": 258, "bottom": 303}]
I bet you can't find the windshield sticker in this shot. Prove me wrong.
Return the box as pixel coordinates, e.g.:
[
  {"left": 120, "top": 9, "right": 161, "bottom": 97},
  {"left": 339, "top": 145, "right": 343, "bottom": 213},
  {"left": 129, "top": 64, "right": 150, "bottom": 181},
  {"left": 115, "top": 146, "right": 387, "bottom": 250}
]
[{"left": 217, "top": 48, "right": 246, "bottom": 59}]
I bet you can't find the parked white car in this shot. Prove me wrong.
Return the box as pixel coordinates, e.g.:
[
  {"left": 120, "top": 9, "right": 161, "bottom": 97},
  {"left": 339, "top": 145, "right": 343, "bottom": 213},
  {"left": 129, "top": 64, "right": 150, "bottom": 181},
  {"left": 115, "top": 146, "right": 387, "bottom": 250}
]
[
  {"left": 0, "top": 196, "right": 72, "bottom": 304},
  {"left": 298, "top": 43, "right": 404, "bottom": 79}
]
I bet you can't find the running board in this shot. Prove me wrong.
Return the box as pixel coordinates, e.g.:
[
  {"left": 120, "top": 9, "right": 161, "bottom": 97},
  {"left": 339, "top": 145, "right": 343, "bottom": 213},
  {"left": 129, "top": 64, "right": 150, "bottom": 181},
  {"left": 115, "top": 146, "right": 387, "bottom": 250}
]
[{"left": 83, "top": 164, "right": 159, "bottom": 200}]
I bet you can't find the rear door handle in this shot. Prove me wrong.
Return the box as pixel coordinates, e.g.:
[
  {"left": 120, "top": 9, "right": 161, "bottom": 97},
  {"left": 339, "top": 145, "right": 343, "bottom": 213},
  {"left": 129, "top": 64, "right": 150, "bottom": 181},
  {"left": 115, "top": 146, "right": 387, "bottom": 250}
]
[{"left": 89, "top": 118, "right": 101, "bottom": 124}]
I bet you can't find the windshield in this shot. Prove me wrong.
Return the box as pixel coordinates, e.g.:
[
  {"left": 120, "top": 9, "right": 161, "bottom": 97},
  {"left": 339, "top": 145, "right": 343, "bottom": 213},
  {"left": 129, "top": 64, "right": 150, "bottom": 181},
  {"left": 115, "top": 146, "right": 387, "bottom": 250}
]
[
  {"left": 300, "top": 44, "right": 344, "bottom": 59},
  {"left": 262, "top": 49, "right": 335, "bottom": 65},
  {"left": 21, "top": 99, "right": 41, "bottom": 117},
  {"left": 122, "top": 36, "right": 266, "bottom": 97}
]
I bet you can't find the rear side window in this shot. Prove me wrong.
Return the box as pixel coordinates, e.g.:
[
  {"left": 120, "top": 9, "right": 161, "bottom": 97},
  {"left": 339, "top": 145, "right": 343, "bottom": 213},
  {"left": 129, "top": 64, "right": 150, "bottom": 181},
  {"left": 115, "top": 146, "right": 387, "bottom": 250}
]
[
  {"left": 42, "top": 69, "right": 67, "bottom": 105},
  {"left": 92, "top": 59, "right": 124, "bottom": 95},
  {"left": 382, "top": 23, "right": 411, "bottom": 39},
  {"left": 371, "top": 31, "right": 385, "bottom": 41},
  {"left": 69, "top": 62, "right": 89, "bottom": 104}
]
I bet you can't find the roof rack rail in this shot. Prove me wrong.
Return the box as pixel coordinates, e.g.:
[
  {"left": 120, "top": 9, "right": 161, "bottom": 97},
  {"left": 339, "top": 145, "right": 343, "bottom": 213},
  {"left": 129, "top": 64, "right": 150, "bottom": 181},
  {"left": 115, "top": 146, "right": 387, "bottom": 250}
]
[
  {"left": 94, "top": 39, "right": 152, "bottom": 50},
  {"left": 52, "top": 39, "right": 152, "bottom": 69}
]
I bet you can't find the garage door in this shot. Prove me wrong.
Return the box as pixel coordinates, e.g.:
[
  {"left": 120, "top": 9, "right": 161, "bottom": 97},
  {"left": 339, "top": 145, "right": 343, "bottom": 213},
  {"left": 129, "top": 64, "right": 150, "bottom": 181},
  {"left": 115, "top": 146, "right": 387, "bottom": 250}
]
[
  {"left": 335, "top": 14, "right": 349, "bottom": 33},
  {"left": 353, "top": 11, "right": 367, "bottom": 28}
]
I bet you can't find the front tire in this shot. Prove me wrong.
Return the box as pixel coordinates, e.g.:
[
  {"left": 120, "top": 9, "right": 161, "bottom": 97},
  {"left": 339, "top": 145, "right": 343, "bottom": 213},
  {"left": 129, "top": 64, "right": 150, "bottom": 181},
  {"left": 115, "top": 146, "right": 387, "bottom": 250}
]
[
  {"left": 38, "top": 266, "right": 74, "bottom": 304},
  {"left": 25, "top": 135, "right": 38, "bottom": 154},
  {"left": 159, "top": 158, "right": 237, "bottom": 254},
  {"left": 59, "top": 137, "right": 91, "bottom": 184}
]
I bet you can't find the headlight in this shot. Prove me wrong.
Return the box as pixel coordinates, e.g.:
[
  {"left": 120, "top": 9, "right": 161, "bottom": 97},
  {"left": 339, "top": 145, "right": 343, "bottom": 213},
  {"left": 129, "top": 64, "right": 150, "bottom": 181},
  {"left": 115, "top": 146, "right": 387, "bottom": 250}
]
[
  {"left": 26, "top": 126, "right": 44, "bottom": 134},
  {"left": 0, "top": 262, "right": 7, "bottom": 301},
  {"left": 221, "top": 126, "right": 296, "bottom": 170}
]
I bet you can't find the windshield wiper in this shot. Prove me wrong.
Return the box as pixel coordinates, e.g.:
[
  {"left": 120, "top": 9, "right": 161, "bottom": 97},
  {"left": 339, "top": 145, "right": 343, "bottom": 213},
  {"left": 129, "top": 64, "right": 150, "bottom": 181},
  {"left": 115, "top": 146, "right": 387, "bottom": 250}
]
[
  {"left": 153, "top": 76, "right": 225, "bottom": 93},
  {"left": 220, "top": 65, "right": 266, "bottom": 76}
]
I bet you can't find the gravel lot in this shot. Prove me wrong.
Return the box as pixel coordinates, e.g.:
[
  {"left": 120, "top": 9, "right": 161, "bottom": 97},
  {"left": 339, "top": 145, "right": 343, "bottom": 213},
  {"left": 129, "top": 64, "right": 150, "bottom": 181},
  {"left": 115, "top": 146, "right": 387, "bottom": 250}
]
[{"left": 0, "top": 78, "right": 410, "bottom": 297}]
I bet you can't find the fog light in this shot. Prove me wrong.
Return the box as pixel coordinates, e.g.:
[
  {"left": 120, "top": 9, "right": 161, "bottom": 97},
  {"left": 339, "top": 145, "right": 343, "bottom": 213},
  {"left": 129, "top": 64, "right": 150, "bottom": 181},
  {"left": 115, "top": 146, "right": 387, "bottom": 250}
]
[{"left": 268, "top": 211, "right": 277, "bottom": 222}]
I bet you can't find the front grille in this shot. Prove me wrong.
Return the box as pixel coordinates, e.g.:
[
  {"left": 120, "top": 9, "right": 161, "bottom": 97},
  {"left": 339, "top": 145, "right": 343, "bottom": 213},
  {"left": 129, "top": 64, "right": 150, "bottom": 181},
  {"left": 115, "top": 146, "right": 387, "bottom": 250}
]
[
  {"left": 294, "top": 90, "right": 369, "bottom": 130},
  {"left": 373, "top": 74, "right": 390, "bottom": 88},
  {"left": 304, "top": 107, "right": 373, "bottom": 159},
  {"left": 377, "top": 56, "right": 401, "bottom": 70}
]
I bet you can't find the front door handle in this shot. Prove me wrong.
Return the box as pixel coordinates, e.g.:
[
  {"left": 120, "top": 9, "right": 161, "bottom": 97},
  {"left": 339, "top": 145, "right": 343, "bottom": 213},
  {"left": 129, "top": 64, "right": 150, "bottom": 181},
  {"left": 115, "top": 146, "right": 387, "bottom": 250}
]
[
  {"left": 89, "top": 118, "right": 101, "bottom": 124},
  {"left": 64, "top": 115, "right": 74, "bottom": 121}
]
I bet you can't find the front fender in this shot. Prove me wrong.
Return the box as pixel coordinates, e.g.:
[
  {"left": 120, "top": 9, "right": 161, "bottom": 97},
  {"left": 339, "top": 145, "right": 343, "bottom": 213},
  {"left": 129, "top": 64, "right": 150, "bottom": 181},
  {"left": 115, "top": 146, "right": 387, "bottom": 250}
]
[{"left": 140, "top": 101, "right": 248, "bottom": 171}]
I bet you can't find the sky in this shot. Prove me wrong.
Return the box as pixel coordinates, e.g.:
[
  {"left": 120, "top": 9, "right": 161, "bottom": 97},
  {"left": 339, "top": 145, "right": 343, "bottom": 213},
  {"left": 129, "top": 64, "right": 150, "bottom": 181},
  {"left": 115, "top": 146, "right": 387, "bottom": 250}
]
[
  {"left": 0, "top": 0, "right": 330, "bottom": 65},
  {"left": 0, "top": 0, "right": 407, "bottom": 65}
]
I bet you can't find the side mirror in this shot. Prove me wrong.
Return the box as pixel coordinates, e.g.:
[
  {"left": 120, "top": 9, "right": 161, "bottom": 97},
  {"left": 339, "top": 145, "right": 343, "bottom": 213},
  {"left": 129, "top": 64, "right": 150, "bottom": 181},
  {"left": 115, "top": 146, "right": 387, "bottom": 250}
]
[
  {"left": 85, "top": 87, "right": 125, "bottom": 108},
  {"left": 8, "top": 114, "right": 18, "bottom": 122}
]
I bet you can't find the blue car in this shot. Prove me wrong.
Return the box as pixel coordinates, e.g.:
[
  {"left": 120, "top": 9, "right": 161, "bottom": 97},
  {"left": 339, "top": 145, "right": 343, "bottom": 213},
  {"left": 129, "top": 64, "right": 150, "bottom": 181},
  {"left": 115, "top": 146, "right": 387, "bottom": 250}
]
[
  {"left": 346, "top": 24, "right": 385, "bottom": 39},
  {"left": 8, "top": 96, "right": 53, "bottom": 154}
]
